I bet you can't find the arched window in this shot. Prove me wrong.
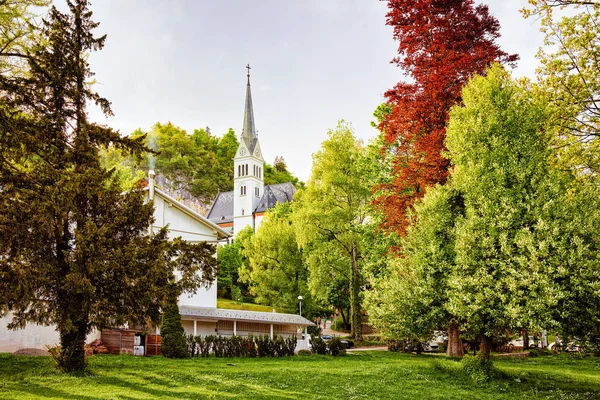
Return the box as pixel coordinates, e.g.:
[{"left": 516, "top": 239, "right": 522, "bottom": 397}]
[
  {"left": 241, "top": 186, "right": 247, "bottom": 196},
  {"left": 238, "top": 165, "right": 241, "bottom": 177},
  {"left": 245, "top": 164, "right": 248, "bottom": 175},
  {"left": 242, "top": 208, "right": 245, "bottom": 216}
]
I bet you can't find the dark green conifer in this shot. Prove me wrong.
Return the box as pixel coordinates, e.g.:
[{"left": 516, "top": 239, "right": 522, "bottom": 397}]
[
  {"left": 160, "top": 295, "right": 188, "bottom": 358},
  {"left": 0, "top": 0, "right": 216, "bottom": 372}
]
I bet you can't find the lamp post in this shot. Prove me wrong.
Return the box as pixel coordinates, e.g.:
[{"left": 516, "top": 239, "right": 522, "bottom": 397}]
[{"left": 298, "top": 295, "right": 303, "bottom": 316}]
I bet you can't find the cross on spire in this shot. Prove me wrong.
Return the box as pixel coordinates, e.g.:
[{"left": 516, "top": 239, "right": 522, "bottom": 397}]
[{"left": 246, "top": 63, "right": 251, "bottom": 82}]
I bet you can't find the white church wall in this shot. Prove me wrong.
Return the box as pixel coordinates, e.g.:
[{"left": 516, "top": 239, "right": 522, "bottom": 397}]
[
  {"left": 254, "top": 214, "right": 264, "bottom": 232},
  {"left": 233, "top": 214, "right": 254, "bottom": 236}
]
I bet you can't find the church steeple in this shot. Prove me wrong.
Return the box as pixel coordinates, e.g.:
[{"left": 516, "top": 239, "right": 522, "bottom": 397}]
[{"left": 242, "top": 64, "right": 256, "bottom": 147}]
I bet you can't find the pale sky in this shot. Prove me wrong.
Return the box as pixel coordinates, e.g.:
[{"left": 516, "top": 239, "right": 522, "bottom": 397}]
[{"left": 67, "top": 0, "right": 545, "bottom": 181}]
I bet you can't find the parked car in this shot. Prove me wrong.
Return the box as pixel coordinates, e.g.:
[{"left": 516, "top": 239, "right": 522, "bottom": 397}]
[
  {"left": 547, "top": 340, "right": 583, "bottom": 352},
  {"left": 423, "top": 331, "right": 448, "bottom": 353},
  {"left": 508, "top": 337, "right": 543, "bottom": 349},
  {"left": 320, "top": 335, "right": 354, "bottom": 349}
]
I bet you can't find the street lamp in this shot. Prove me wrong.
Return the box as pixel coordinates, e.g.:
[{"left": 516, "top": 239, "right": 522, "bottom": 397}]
[{"left": 298, "top": 295, "right": 303, "bottom": 316}]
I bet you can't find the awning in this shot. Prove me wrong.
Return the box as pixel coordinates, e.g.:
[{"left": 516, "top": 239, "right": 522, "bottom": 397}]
[{"left": 179, "top": 306, "right": 315, "bottom": 327}]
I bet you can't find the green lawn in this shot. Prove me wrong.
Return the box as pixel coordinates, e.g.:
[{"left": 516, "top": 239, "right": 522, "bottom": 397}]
[
  {"left": 216, "top": 298, "right": 273, "bottom": 312},
  {"left": 1, "top": 352, "right": 599, "bottom": 399}
]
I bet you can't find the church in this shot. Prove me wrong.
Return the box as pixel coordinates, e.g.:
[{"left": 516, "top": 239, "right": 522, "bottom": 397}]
[{"left": 207, "top": 66, "right": 296, "bottom": 236}]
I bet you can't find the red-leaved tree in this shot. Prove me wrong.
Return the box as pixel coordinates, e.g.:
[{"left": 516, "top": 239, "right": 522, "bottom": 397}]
[{"left": 376, "top": 0, "right": 518, "bottom": 235}]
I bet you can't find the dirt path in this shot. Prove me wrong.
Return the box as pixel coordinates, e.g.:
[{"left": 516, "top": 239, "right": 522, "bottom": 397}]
[{"left": 347, "top": 346, "right": 387, "bottom": 352}]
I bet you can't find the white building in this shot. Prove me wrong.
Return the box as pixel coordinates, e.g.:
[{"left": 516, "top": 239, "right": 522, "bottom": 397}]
[{"left": 146, "top": 182, "right": 312, "bottom": 342}]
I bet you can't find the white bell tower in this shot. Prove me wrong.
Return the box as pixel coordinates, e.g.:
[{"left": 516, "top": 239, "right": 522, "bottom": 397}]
[{"left": 233, "top": 64, "right": 264, "bottom": 235}]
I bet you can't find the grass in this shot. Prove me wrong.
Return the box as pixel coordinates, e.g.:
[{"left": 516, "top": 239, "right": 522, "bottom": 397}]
[
  {"left": 216, "top": 298, "right": 272, "bottom": 312},
  {"left": 1, "top": 352, "right": 599, "bottom": 399}
]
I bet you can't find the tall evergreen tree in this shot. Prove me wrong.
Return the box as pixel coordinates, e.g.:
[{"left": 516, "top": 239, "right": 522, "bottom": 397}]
[{"left": 0, "top": 1, "right": 216, "bottom": 372}]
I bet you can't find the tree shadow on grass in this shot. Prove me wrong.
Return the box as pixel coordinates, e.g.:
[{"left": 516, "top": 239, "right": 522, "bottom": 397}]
[
  {"left": 9, "top": 383, "right": 103, "bottom": 400},
  {"left": 117, "top": 369, "right": 304, "bottom": 399},
  {"left": 498, "top": 365, "right": 600, "bottom": 398}
]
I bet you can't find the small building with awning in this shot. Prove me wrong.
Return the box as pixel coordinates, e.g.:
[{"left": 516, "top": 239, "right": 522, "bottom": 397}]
[{"left": 179, "top": 306, "right": 313, "bottom": 339}]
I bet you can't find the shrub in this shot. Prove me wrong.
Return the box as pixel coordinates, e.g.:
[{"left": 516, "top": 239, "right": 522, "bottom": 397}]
[
  {"left": 387, "top": 340, "right": 403, "bottom": 352},
  {"left": 307, "top": 325, "right": 322, "bottom": 337},
  {"left": 46, "top": 344, "right": 88, "bottom": 373},
  {"left": 273, "top": 335, "right": 285, "bottom": 357},
  {"left": 183, "top": 334, "right": 297, "bottom": 358},
  {"left": 529, "top": 348, "right": 552, "bottom": 357},
  {"left": 461, "top": 356, "right": 502, "bottom": 383},
  {"left": 328, "top": 337, "right": 346, "bottom": 356},
  {"left": 212, "top": 335, "right": 225, "bottom": 357},
  {"left": 297, "top": 349, "right": 312, "bottom": 356},
  {"left": 160, "top": 303, "right": 188, "bottom": 358},
  {"left": 284, "top": 336, "right": 297, "bottom": 356},
  {"left": 246, "top": 335, "right": 258, "bottom": 358},
  {"left": 187, "top": 334, "right": 197, "bottom": 357},
  {"left": 256, "top": 335, "right": 276, "bottom": 357},
  {"left": 311, "top": 335, "right": 328, "bottom": 355},
  {"left": 193, "top": 335, "right": 211, "bottom": 357}
]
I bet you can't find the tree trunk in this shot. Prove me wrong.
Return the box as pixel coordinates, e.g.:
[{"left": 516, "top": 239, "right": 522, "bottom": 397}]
[
  {"left": 479, "top": 334, "right": 492, "bottom": 360},
  {"left": 340, "top": 308, "right": 349, "bottom": 331},
  {"left": 446, "top": 322, "right": 464, "bottom": 357},
  {"left": 350, "top": 245, "right": 362, "bottom": 341},
  {"left": 523, "top": 329, "right": 529, "bottom": 351},
  {"left": 58, "top": 318, "right": 88, "bottom": 372}
]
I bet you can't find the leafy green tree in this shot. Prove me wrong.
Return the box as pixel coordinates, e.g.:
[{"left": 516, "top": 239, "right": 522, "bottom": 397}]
[
  {"left": 365, "top": 184, "right": 466, "bottom": 356},
  {"left": 444, "top": 65, "right": 569, "bottom": 359},
  {"left": 106, "top": 124, "right": 241, "bottom": 200},
  {"left": 0, "top": 0, "right": 49, "bottom": 77},
  {"left": 216, "top": 239, "right": 243, "bottom": 299},
  {"left": 231, "top": 225, "right": 255, "bottom": 300},
  {"left": 523, "top": 1, "right": 600, "bottom": 179},
  {"left": 213, "top": 128, "right": 239, "bottom": 191},
  {"left": 293, "top": 121, "right": 371, "bottom": 340},
  {"left": 0, "top": 1, "right": 216, "bottom": 372},
  {"left": 241, "top": 202, "right": 313, "bottom": 314},
  {"left": 325, "top": 276, "right": 351, "bottom": 330},
  {"left": 369, "top": 65, "right": 600, "bottom": 359},
  {"left": 101, "top": 124, "right": 305, "bottom": 201},
  {"left": 551, "top": 178, "right": 600, "bottom": 353}
]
